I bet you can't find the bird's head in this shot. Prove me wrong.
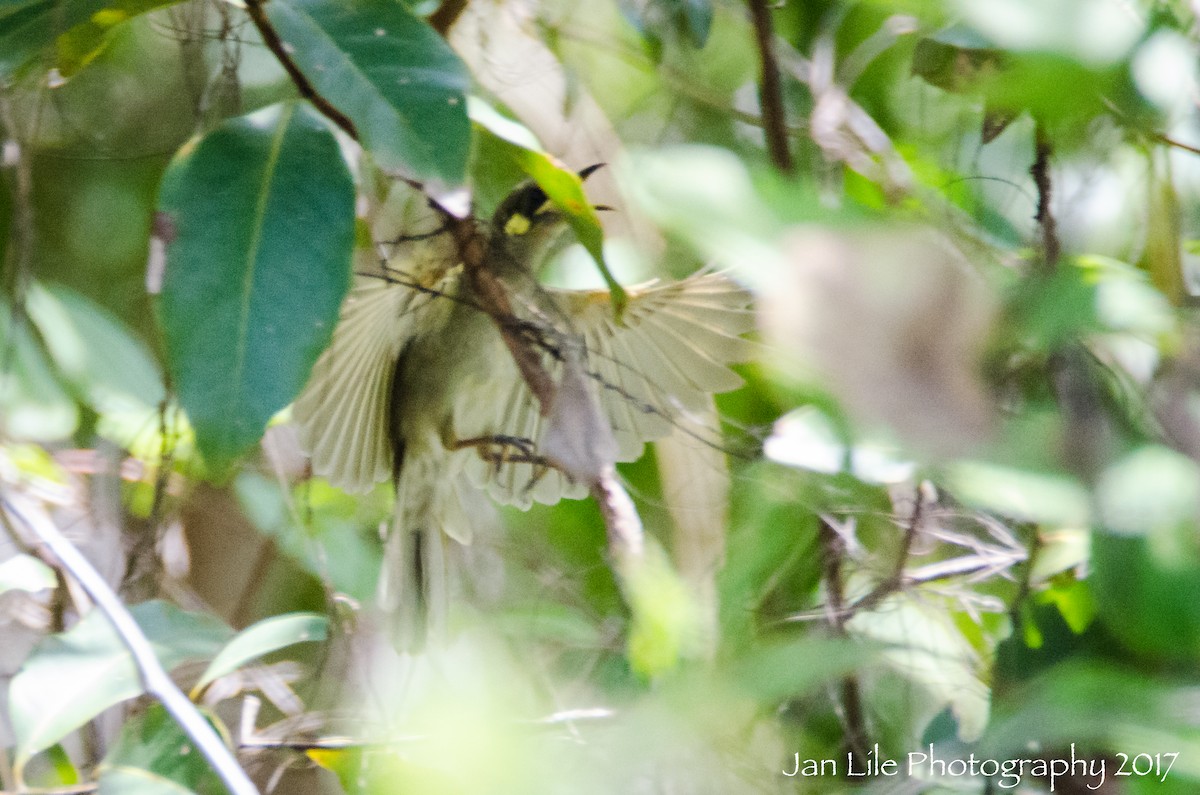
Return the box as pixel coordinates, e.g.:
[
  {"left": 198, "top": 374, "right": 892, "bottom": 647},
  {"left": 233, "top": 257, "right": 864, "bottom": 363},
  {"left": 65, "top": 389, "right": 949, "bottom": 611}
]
[{"left": 489, "top": 164, "right": 604, "bottom": 271}]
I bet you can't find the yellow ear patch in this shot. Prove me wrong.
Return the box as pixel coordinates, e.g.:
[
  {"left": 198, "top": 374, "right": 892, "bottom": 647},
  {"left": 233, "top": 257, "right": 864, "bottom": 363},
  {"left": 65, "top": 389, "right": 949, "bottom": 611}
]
[{"left": 505, "top": 213, "right": 531, "bottom": 236}]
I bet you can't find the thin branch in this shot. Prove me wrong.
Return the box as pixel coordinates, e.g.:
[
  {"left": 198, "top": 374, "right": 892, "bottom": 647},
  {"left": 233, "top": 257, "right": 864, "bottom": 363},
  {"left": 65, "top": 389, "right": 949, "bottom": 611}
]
[
  {"left": 1030, "top": 123, "right": 1060, "bottom": 269},
  {"left": 0, "top": 496, "right": 260, "bottom": 795},
  {"left": 817, "top": 519, "right": 869, "bottom": 762},
  {"left": 746, "top": 0, "right": 793, "bottom": 173},
  {"left": 242, "top": 0, "right": 359, "bottom": 141},
  {"left": 429, "top": 0, "right": 470, "bottom": 37}
]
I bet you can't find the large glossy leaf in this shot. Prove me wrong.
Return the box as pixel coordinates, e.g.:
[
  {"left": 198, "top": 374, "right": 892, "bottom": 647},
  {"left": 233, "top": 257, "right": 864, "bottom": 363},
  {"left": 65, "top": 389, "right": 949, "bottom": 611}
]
[
  {"left": 157, "top": 101, "right": 355, "bottom": 472},
  {"left": 265, "top": 0, "right": 470, "bottom": 183},
  {"left": 10, "top": 600, "right": 231, "bottom": 766},
  {"left": 97, "top": 704, "right": 223, "bottom": 795},
  {"left": 192, "top": 612, "right": 328, "bottom": 695}
]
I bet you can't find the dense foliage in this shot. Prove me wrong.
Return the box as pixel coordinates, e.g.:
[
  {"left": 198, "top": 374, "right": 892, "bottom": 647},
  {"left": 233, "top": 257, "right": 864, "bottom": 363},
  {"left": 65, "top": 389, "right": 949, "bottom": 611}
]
[{"left": 3, "top": 0, "right": 1200, "bottom": 793}]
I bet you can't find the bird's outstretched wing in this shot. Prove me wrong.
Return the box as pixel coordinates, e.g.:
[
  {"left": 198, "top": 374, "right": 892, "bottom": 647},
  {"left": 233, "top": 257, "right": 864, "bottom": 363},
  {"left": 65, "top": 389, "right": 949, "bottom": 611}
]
[
  {"left": 458, "top": 271, "right": 755, "bottom": 508},
  {"left": 293, "top": 275, "right": 412, "bottom": 493}
]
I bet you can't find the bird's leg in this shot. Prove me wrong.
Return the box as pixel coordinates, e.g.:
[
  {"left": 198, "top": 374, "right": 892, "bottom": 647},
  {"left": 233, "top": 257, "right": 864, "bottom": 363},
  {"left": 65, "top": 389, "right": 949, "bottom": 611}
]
[{"left": 450, "top": 435, "right": 558, "bottom": 492}]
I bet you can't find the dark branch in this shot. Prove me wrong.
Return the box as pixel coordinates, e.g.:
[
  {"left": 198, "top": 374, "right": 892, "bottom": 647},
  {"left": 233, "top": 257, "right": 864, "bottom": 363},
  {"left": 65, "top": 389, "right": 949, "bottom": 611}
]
[
  {"left": 242, "top": 0, "right": 359, "bottom": 141},
  {"left": 746, "top": 0, "right": 793, "bottom": 174},
  {"left": 817, "top": 519, "right": 869, "bottom": 762},
  {"left": 429, "top": 0, "right": 470, "bottom": 37},
  {"left": 1030, "top": 124, "right": 1060, "bottom": 269}
]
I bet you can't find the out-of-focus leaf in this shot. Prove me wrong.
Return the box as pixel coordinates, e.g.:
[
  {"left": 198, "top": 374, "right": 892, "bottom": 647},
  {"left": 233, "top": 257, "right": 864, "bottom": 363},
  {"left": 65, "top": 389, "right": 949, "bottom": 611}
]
[
  {"left": 849, "top": 592, "right": 990, "bottom": 741},
  {"left": 622, "top": 542, "right": 699, "bottom": 677},
  {"left": 984, "top": 663, "right": 1198, "bottom": 762},
  {"left": 470, "top": 99, "right": 625, "bottom": 315},
  {"left": 1095, "top": 445, "right": 1200, "bottom": 537},
  {"left": 264, "top": 0, "right": 470, "bottom": 183},
  {"left": 97, "top": 703, "right": 223, "bottom": 795},
  {"left": 234, "top": 472, "right": 384, "bottom": 601},
  {"left": 309, "top": 747, "right": 459, "bottom": 795},
  {"left": 947, "top": 460, "right": 1091, "bottom": 526},
  {"left": 0, "top": 299, "right": 78, "bottom": 441},
  {"left": 1139, "top": 153, "right": 1185, "bottom": 306},
  {"left": 10, "top": 600, "right": 231, "bottom": 767},
  {"left": 620, "top": 0, "right": 712, "bottom": 52},
  {"left": 157, "top": 101, "right": 355, "bottom": 473},
  {"left": 764, "top": 407, "right": 916, "bottom": 484},
  {"left": 1036, "top": 575, "right": 1096, "bottom": 635},
  {"left": 54, "top": 0, "right": 184, "bottom": 76},
  {"left": 0, "top": 0, "right": 183, "bottom": 79},
  {"left": 193, "top": 612, "right": 328, "bottom": 695},
  {"left": 1092, "top": 532, "right": 1200, "bottom": 661},
  {"left": 0, "top": 553, "right": 56, "bottom": 594},
  {"left": 955, "top": 0, "right": 1143, "bottom": 66},
  {"left": 25, "top": 282, "right": 164, "bottom": 419}
]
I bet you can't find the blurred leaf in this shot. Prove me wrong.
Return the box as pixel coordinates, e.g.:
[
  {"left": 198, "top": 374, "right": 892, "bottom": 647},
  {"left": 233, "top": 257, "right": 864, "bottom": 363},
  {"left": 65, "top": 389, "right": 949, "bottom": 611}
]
[
  {"left": 622, "top": 542, "right": 699, "bottom": 677},
  {"left": 848, "top": 592, "right": 990, "bottom": 741},
  {"left": 947, "top": 460, "right": 1090, "bottom": 526},
  {"left": 157, "top": 101, "right": 355, "bottom": 473},
  {"left": 54, "top": 0, "right": 183, "bottom": 76},
  {"left": 984, "top": 662, "right": 1196, "bottom": 759},
  {"left": 97, "top": 703, "right": 223, "bottom": 795},
  {"left": 0, "top": 553, "right": 56, "bottom": 594},
  {"left": 620, "top": 0, "right": 712, "bottom": 52},
  {"left": 1036, "top": 575, "right": 1096, "bottom": 635},
  {"left": 1095, "top": 445, "right": 1200, "bottom": 537},
  {"left": 264, "top": 0, "right": 470, "bottom": 183},
  {"left": 955, "top": 0, "right": 1143, "bottom": 66},
  {"left": 0, "top": 299, "right": 78, "bottom": 441},
  {"left": 470, "top": 99, "right": 625, "bottom": 315},
  {"left": 193, "top": 612, "right": 328, "bottom": 695},
  {"left": 1092, "top": 532, "right": 1200, "bottom": 661},
  {"left": 234, "top": 472, "right": 384, "bottom": 601},
  {"left": 25, "top": 281, "right": 164, "bottom": 419},
  {"left": 309, "top": 746, "right": 461, "bottom": 795},
  {"left": 0, "top": 0, "right": 183, "bottom": 79},
  {"left": 10, "top": 600, "right": 231, "bottom": 766}
]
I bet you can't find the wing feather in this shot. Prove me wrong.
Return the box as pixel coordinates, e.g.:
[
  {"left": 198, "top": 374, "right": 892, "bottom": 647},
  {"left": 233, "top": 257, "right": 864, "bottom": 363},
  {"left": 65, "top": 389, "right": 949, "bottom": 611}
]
[
  {"left": 459, "top": 271, "right": 753, "bottom": 507},
  {"left": 294, "top": 276, "right": 411, "bottom": 493}
]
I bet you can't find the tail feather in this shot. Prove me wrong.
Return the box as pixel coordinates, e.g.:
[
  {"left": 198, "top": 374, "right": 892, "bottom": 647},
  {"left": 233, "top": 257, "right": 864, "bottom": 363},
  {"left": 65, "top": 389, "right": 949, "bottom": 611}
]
[{"left": 378, "top": 452, "right": 469, "bottom": 651}]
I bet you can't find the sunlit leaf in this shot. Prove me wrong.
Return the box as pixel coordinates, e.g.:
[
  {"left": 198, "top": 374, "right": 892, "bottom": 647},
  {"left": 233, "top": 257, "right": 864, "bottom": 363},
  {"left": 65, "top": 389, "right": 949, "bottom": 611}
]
[
  {"left": 157, "top": 101, "right": 355, "bottom": 473},
  {"left": 193, "top": 612, "right": 328, "bottom": 695},
  {"left": 10, "top": 601, "right": 231, "bottom": 767},
  {"left": 264, "top": 0, "right": 470, "bottom": 183},
  {"left": 470, "top": 98, "right": 625, "bottom": 314}
]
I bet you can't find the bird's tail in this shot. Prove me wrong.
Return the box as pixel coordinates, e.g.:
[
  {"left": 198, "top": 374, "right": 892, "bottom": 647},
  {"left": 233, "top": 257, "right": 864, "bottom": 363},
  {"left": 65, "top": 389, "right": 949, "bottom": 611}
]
[{"left": 378, "top": 452, "right": 470, "bottom": 651}]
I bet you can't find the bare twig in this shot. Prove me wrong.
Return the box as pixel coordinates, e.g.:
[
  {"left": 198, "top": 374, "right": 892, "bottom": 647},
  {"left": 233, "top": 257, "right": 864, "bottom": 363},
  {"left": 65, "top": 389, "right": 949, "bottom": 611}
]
[
  {"left": 817, "top": 519, "right": 869, "bottom": 762},
  {"left": 0, "top": 496, "right": 260, "bottom": 795},
  {"left": 1030, "top": 124, "right": 1060, "bottom": 269},
  {"left": 242, "top": 0, "right": 359, "bottom": 141},
  {"left": 746, "top": 0, "right": 793, "bottom": 173}
]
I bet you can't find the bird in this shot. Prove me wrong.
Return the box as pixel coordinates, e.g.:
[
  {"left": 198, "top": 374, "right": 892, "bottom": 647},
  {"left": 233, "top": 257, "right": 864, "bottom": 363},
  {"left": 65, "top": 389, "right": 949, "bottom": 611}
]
[{"left": 292, "top": 168, "right": 755, "bottom": 647}]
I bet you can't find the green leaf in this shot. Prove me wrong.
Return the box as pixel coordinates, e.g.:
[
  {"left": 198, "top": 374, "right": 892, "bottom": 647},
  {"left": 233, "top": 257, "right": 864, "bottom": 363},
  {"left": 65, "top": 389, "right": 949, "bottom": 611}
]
[
  {"left": 0, "top": 0, "right": 183, "bottom": 79},
  {"left": 264, "top": 0, "right": 470, "bottom": 183},
  {"left": 193, "top": 612, "right": 328, "bottom": 695},
  {"left": 10, "top": 600, "right": 231, "bottom": 767},
  {"left": 0, "top": 297, "right": 78, "bottom": 441},
  {"left": 97, "top": 704, "right": 224, "bottom": 795},
  {"left": 25, "top": 282, "right": 165, "bottom": 419},
  {"left": 55, "top": 0, "right": 184, "bottom": 76},
  {"left": 157, "top": 101, "right": 355, "bottom": 473},
  {"left": 470, "top": 99, "right": 625, "bottom": 315}
]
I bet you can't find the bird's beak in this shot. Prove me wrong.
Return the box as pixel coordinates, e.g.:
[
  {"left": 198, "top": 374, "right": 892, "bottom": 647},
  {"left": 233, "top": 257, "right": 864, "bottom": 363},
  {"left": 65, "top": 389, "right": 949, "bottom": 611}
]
[{"left": 578, "top": 163, "right": 605, "bottom": 181}]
